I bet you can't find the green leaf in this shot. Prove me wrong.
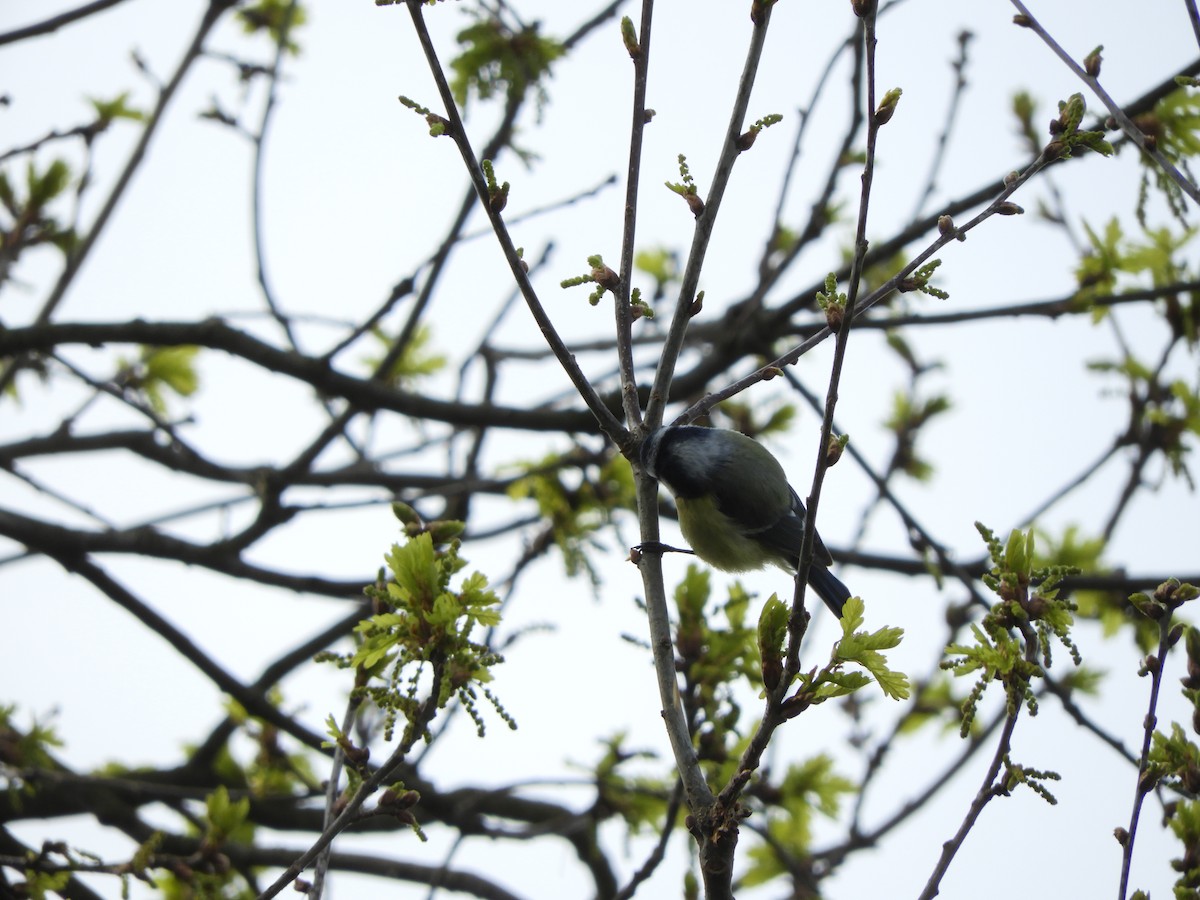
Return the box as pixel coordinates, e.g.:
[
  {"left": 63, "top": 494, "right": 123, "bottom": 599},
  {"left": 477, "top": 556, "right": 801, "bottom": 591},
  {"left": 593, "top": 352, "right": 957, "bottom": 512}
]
[
  {"left": 88, "top": 91, "right": 145, "bottom": 126},
  {"left": 834, "top": 599, "right": 910, "bottom": 700},
  {"left": 386, "top": 532, "right": 438, "bottom": 602},
  {"left": 142, "top": 345, "right": 199, "bottom": 397},
  {"left": 203, "top": 785, "right": 252, "bottom": 845},
  {"left": 757, "top": 595, "right": 788, "bottom": 690},
  {"left": 236, "top": 0, "right": 308, "bottom": 55},
  {"left": 26, "top": 158, "right": 71, "bottom": 209},
  {"left": 449, "top": 18, "right": 564, "bottom": 114}
]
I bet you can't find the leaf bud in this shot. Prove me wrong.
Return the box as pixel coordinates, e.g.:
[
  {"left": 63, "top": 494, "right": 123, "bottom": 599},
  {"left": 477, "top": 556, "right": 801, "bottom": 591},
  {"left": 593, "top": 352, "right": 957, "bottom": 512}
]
[
  {"left": 1044, "top": 140, "right": 1068, "bottom": 161},
  {"left": 590, "top": 262, "right": 620, "bottom": 292},
  {"left": 1129, "top": 591, "right": 1164, "bottom": 619},
  {"left": 488, "top": 183, "right": 509, "bottom": 214},
  {"left": 392, "top": 501, "right": 421, "bottom": 526},
  {"left": 428, "top": 519, "right": 465, "bottom": 544},
  {"left": 736, "top": 129, "right": 758, "bottom": 152},
  {"left": 825, "top": 434, "right": 846, "bottom": 467},
  {"left": 1183, "top": 765, "right": 1200, "bottom": 794},
  {"left": 1187, "top": 625, "right": 1200, "bottom": 665},
  {"left": 621, "top": 16, "right": 640, "bottom": 59},
  {"left": 995, "top": 202, "right": 1024, "bottom": 216},
  {"left": 1012, "top": 14, "right": 1031, "bottom": 27},
  {"left": 345, "top": 744, "right": 371, "bottom": 769},
  {"left": 380, "top": 788, "right": 421, "bottom": 810},
  {"left": 1139, "top": 767, "right": 1162, "bottom": 794},
  {"left": 874, "top": 88, "right": 903, "bottom": 126},
  {"left": 1169, "top": 622, "right": 1186, "bottom": 648}
]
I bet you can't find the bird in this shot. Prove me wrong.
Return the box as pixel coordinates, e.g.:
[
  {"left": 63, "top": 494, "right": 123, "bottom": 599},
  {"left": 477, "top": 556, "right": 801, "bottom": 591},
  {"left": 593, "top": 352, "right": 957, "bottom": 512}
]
[{"left": 639, "top": 425, "right": 851, "bottom": 618}]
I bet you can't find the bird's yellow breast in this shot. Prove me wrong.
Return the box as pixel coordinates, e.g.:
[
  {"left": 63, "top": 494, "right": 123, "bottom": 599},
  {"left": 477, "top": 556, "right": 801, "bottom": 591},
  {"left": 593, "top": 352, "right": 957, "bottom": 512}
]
[{"left": 676, "top": 494, "right": 790, "bottom": 573}]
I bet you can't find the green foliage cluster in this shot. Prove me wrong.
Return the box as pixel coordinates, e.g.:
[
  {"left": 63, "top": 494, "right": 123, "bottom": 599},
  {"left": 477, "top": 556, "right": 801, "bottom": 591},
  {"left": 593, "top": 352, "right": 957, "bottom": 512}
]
[
  {"left": 673, "top": 568, "right": 764, "bottom": 771},
  {"left": 773, "top": 596, "right": 910, "bottom": 716},
  {"left": 450, "top": 16, "right": 563, "bottom": 115},
  {"left": 0, "top": 159, "right": 77, "bottom": 260},
  {"left": 588, "top": 734, "right": 671, "bottom": 834},
  {"left": 740, "top": 753, "right": 856, "bottom": 888},
  {"left": 1034, "top": 524, "right": 1157, "bottom": 651},
  {"left": 1135, "top": 87, "right": 1200, "bottom": 223},
  {"left": 215, "top": 694, "right": 320, "bottom": 798},
  {"left": 236, "top": 0, "right": 308, "bottom": 55},
  {"left": 0, "top": 705, "right": 63, "bottom": 777},
  {"left": 508, "top": 449, "right": 636, "bottom": 584},
  {"left": 652, "top": 571, "right": 901, "bottom": 882},
  {"left": 944, "top": 526, "right": 1080, "bottom": 737},
  {"left": 1076, "top": 216, "right": 1198, "bottom": 310},
  {"left": 882, "top": 386, "right": 951, "bottom": 482},
  {"left": 117, "top": 346, "right": 201, "bottom": 415},
  {"left": 1088, "top": 343, "right": 1200, "bottom": 488},
  {"left": 363, "top": 324, "right": 447, "bottom": 388},
  {"left": 1120, "top": 580, "right": 1200, "bottom": 897},
  {"left": 1047, "top": 92, "right": 1114, "bottom": 161},
  {"left": 151, "top": 786, "right": 257, "bottom": 899},
  {"left": 320, "top": 506, "right": 510, "bottom": 744}
]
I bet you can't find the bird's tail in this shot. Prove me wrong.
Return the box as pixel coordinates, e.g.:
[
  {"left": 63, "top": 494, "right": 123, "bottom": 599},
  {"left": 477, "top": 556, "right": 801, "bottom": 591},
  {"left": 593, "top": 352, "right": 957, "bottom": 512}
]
[{"left": 807, "top": 566, "right": 852, "bottom": 619}]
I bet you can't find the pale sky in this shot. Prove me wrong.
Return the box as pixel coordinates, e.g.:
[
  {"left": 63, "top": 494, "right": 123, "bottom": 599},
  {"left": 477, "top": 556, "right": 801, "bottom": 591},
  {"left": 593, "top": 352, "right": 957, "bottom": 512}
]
[{"left": 2, "top": 1, "right": 1199, "bottom": 898}]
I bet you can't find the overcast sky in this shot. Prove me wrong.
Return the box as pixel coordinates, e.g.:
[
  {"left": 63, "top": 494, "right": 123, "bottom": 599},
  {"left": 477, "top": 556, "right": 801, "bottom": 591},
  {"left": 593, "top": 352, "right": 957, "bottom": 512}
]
[{"left": 3, "top": 1, "right": 1200, "bottom": 898}]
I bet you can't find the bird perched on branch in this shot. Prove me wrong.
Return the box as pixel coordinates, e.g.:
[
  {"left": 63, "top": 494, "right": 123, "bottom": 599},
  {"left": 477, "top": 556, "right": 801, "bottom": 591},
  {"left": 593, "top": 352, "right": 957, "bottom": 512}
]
[{"left": 639, "top": 425, "right": 852, "bottom": 618}]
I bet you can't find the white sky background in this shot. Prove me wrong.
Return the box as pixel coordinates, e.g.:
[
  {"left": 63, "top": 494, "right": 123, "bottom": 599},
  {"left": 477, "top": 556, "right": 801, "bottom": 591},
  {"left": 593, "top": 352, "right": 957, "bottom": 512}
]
[{"left": 1, "top": 0, "right": 1199, "bottom": 898}]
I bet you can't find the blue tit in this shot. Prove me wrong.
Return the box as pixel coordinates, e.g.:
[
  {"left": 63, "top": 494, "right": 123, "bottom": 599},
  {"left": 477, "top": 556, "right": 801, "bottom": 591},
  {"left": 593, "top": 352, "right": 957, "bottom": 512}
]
[{"left": 640, "top": 425, "right": 851, "bottom": 618}]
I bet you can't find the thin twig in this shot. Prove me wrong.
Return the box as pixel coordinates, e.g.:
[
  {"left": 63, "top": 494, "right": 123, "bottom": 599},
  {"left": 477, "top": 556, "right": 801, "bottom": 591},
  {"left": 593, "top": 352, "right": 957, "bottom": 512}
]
[
  {"left": 406, "top": 1, "right": 625, "bottom": 443},
  {"left": 249, "top": 0, "right": 302, "bottom": 349},
  {"left": 916, "top": 703, "right": 1022, "bottom": 900},
  {"left": 1116, "top": 585, "right": 1177, "bottom": 899},
  {"left": 909, "top": 30, "right": 973, "bottom": 222},
  {"left": 615, "top": 1, "right": 654, "bottom": 430},
  {"left": 1186, "top": 0, "right": 1200, "bottom": 51},
  {"left": 682, "top": 142, "right": 1061, "bottom": 422},
  {"left": 1010, "top": 0, "right": 1200, "bottom": 205},
  {"left": 644, "top": 1, "right": 775, "bottom": 427},
  {"left": 785, "top": 371, "right": 991, "bottom": 609},
  {"left": 0, "top": 0, "right": 132, "bottom": 46},
  {"left": 0, "top": 0, "right": 237, "bottom": 396},
  {"left": 613, "top": 781, "right": 684, "bottom": 900}
]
